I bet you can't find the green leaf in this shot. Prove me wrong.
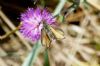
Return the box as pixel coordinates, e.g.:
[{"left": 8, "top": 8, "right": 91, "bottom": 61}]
[
  {"left": 22, "top": 40, "right": 42, "bottom": 66},
  {"left": 58, "top": 14, "right": 65, "bottom": 23}
]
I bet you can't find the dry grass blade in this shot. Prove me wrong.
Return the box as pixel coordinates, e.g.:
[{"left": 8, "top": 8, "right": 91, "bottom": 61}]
[
  {"left": 87, "top": 0, "right": 100, "bottom": 10},
  {"left": 0, "top": 58, "right": 8, "bottom": 66},
  {"left": 0, "top": 9, "right": 32, "bottom": 50}
]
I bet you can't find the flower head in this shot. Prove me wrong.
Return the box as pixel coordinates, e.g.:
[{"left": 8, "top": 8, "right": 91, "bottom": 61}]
[{"left": 20, "top": 7, "right": 56, "bottom": 41}]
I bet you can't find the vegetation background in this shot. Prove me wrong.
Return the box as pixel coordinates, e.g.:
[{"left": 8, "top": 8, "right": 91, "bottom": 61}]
[{"left": 0, "top": 0, "right": 100, "bottom": 66}]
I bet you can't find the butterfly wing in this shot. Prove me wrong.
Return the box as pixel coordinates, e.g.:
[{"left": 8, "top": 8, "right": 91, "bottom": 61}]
[
  {"left": 49, "top": 26, "right": 65, "bottom": 40},
  {"left": 41, "top": 29, "right": 51, "bottom": 47}
]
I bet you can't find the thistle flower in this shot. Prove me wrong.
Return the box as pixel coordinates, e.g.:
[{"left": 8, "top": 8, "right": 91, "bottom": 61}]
[{"left": 20, "top": 7, "right": 56, "bottom": 41}]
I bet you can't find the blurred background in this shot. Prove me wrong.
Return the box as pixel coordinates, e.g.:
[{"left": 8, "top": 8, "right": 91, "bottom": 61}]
[{"left": 0, "top": 0, "right": 100, "bottom": 66}]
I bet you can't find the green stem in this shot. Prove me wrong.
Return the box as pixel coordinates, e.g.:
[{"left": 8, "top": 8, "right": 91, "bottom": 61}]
[
  {"left": 22, "top": 40, "right": 42, "bottom": 66},
  {"left": 53, "top": 0, "right": 66, "bottom": 16},
  {"left": 44, "top": 49, "right": 50, "bottom": 66}
]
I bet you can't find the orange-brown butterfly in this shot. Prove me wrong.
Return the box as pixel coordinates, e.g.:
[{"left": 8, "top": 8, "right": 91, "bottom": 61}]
[{"left": 41, "top": 22, "right": 65, "bottom": 47}]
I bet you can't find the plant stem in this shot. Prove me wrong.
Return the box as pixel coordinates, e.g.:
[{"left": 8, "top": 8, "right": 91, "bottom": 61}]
[
  {"left": 0, "top": 23, "right": 21, "bottom": 40},
  {"left": 22, "top": 40, "right": 42, "bottom": 66},
  {"left": 53, "top": 0, "right": 66, "bottom": 16},
  {"left": 44, "top": 49, "right": 50, "bottom": 66}
]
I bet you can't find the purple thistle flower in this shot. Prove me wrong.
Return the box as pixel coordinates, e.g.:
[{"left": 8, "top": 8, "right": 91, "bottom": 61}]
[{"left": 20, "top": 7, "right": 56, "bottom": 41}]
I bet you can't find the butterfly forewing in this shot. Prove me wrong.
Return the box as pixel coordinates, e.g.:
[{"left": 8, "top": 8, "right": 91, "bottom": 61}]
[
  {"left": 41, "top": 29, "right": 51, "bottom": 47},
  {"left": 49, "top": 26, "right": 65, "bottom": 40}
]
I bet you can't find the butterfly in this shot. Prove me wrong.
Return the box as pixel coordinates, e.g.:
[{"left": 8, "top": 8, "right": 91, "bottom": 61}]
[{"left": 41, "top": 22, "right": 65, "bottom": 47}]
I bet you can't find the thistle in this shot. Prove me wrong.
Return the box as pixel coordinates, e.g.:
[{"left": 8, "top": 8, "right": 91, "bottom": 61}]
[{"left": 20, "top": 7, "right": 64, "bottom": 47}]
